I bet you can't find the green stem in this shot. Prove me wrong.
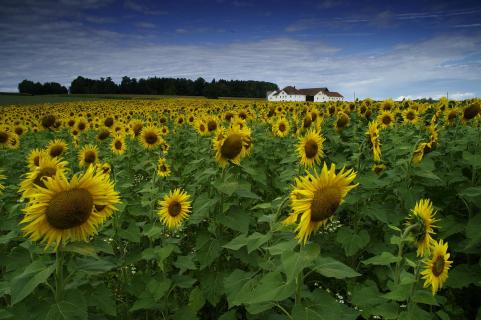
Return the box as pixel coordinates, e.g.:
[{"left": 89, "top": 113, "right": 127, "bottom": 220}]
[
  {"left": 394, "top": 223, "right": 418, "bottom": 285},
  {"left": 55, "top": 246, "right": 64, "bottom": 302},
  {"left": 295, "top": 269, "right": 303, "bottom": 305},
  {"left": 407, "top": 260, "right": 421, "bottom": 313},
  {"left": 274, "top": 303, "right": 293, "bottom": 320}
]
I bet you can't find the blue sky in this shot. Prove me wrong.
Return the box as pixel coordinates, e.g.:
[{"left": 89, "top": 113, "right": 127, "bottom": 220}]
[{"left": 1, "top": 0, "right": 480, "bottom": 100}]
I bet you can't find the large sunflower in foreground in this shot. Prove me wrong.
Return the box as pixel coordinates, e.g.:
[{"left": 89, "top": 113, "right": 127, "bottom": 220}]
[
  {"left": 139, "top": 126, "right": 163, "bottom": 149},
  {"left": 406, "top": 199, "right": 438, "bottom": 257},
  {"left": 79, "top": 144, "right": 99, "bottom": 167},
  {"left": 421, "top": 239, "right": 453, "bottom": 295},
  {"left": 21, "top": 165, "right": 120, "bottom": 249},
  {"left": 214, "top": 126, "right": 251, "bottom": 167},
  {"left": 158, "top": 188, "right": 191, "bottom": 229},
  {"left": 19, "top": 156, "right": 68, "bottom": 198},
  {"left": 297, "top": 129, "right": 325, "bottom": 168},
  {"left": 284, "top": 162, "right": 358, "bottom": 244}
]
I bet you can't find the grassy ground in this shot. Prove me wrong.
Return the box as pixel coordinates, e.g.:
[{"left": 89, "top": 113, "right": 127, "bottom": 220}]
[{"left": 0, "top": 94, "right": 262, "bottom": 106}]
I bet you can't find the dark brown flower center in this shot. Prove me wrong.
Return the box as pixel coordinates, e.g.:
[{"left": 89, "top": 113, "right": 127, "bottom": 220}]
[
  {"left": 221, "top": 134, "right": 243, "bottom": 159},
  {"left": 407, "top": 111, "right": 415, "bottom": 120},
  {"left": 15, "top": 127, "right": 24, "bottom": 135},
  {"left": 382, "top": 115, "right": 392, "bottom": 125},
  {"left": 84, "top": 151, "right": 96, "bottom": 164},
  {"left": 46, "top": 188, "right": 93, "bottom": 229},
  {"left": 207, "top": 120, "right": 217, "bottom": 132},
  {"left": 464, "top": 103, "right": 480, "bottom": 120},
  {"left": 104, "top": 117, "right": 114, "bottom": 127},
  {"left": 0, "top": 132, "right": 8, "bottom": 143},
  {"left": 133, "top": 124, "right": 143, "bottom": 136},
  {"left": 144, "top": 132, "right": 158, "bottom": 145},
  {"left": 78, "top": 122, "right": 86, "bottom": 131},
  {"left": 41, "top": 115, "right": 56, "bottom": 128},
  {"left": 279, "top": 123, "right": 286, "bottom": 132},
  {"left": 310, "top": 187, "right": 341, "bottom": 222},
  {"left": 168, "top": 201, "right": 182, "bottom": 217},
  {"left": 303, "top": 116, "right": 312, "bottom": 128},
  {"left": 432, "top": 255, "right": 445, "bottom": 277},
  {"left": 49, "top": 145, "right": 64, "bottom": 157},
  {"left": 33, "top": 167, "right": 57, "bottom": 188},
  {"left": 98, "top": 130, "right": 110, "bottom": 140},
  {"left": 33, "top": 155, "right": 40, "bottom": 167},
  {"left": 304, "top": 139, "right": 318, "bottom": 159},
  {"left": 448, "top": 110, "right": 457, "bottom": 121},
  {"left": 114, "top": 140, "right": 122, "bottom": 150},
  {"left": 337, "top": 115, "right": 349, "bottom": 128},
  {"left": 160, "top": 165, "right": 167, "bottom": 172}
]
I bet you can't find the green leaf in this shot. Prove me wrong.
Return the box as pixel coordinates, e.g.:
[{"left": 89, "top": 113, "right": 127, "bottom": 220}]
[
  {"left": 89, "top": 286, "right": 116, "bottom": 316},
  {"left": 246, "top": 272, "right": 295, "bottom": 304},
  {"left": 251, "top": 202, "right": 272, "bottom": 210},
  {"left": 218, "top": 208, "right": 251, "bottom": 233},
  {"left": 199, "top": 272, "right": 224, "bottom": 306},
  {"left": 118, "top": 224, "right": 141, "bottom": 243},
  {"left": 196, "top": 232, "right": 222, "bottom": 269},
  {"left": 223, "top": 234, "right": 248, "bottom": 251},
  {"left": 224, "top": 269, "right": 257, "bottom": 307},
  {"left": 281, "top": 244, "right": 318, "bottom": 283},
  {"left": 267, "top": 239, "right": 298, "bottom": 255},
  {"left": 465, "top": 213, "right": 481, "bottom": 249},
  {"left": 412, "top": 290, "right": 439, "bottom": 306},
  {"left": 188, "top": 287, "right": 205, "bottom": 313},
  {"left": 383, "top": 284, "right": 411, "bottom": 302},
  {"left": 174, "top": 255, "right": 197, "bottom": 273},
  {"left": 147, "top": 278, "right": 171, "bottom": 301},
  {"left": 336, "top": 228, "right": 370, "bottom": 256},
  {"left": 10, "top": 260, "right": 55, "bottom": 305},
  {"left": 350, "top": 282, "right": 384, "bottom": 307},
  {"left": 246, "top": 232, "right": 272, "bottom": 253},
  {"left": 445, "top": 264, "right": 481, "bottom": 289},
  {"left": 362, "top": 252, "right": 401, "bottom": 266},
  {"left": 292, "top": 289, "right": 359, "bottom": 320},
  {"left": 45, "top": 290, "right": 87, "bottom": 320},
  {"left": 314, "top": 257, "right": 360, "bottom": 279},
  {"left": 62, "top": 242, "right": 98, "bottom": 258}
]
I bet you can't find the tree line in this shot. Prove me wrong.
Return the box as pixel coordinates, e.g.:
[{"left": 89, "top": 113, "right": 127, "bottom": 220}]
[
  {"left": 18, "top": 80, "right": 68, "bottom": 95},
  {"left": 18, "top": 76, "right": 278, "bottom": 98}
]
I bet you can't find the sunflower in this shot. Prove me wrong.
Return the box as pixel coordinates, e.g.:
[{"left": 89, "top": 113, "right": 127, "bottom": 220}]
[
  {"left": 195, "top": 119, "right": 209, "bottom": 136},
  {"left": 421, "top": 239, "right": 453, "bottom": 295},
  {"left": 273, "top": 118, "right": 290, "bottom": 137},
  {"left": 96, "top": 162, "right": 112, "bottom": 176},
  {"left": 20, "top": 165, "right": 120, "bottom": 250},
  {"left": 367, "top": 121, "right": 381, "bottom": 162},
  {"left": 0, "top": 170, "right": 5, "bottom": 195},
  {"left": 402, "top": 108, "right": 418, "bottom": 125},
  {"left": 139, "top": 126, "right": 163, "bottom": 149},
  {"left": 335, "top": 112, "right": 350, "bottom": 131},
  {"left": 96, "top": 127, "right": 111, "bottom": 141},
  {"left": 214, "top": 126, "right": 251, "bottom": 167},
  {"left": 111, "top": 135, "right": 126, "bottom": 156},
  {"left": 79, "top": 144, "right": 99, "bottom": 167},
  {"left": 297, "top": 129, "right": 325, "bottom": 168},
  {"left": 158, "top": 188, "right": 191, "bottom": 229},
  {"left": 372, "top": 163, "right": 386, "bottom": 174},
  {"left": 444, "top": 108, "right": 458, "bottom": 125},
  {"left": 284, "top": 163, "right": 358, "bottom": 244},
  {"left": 0, "top": 126, "right": 11, "bottom": 149},
  {"left": 406, "top": 199, "right": 438, "bottom": 257},
  {"left": 157, "top": 158, "right": 171, "bottom": 177},
  {"left": 47, "top": 139, "right": 68, "bottom": 158},
  {"left": 19, "top": 156, "right": 68, "bottom": 198},
  {"left": 130, "top": 119, "right": 143, "bottom": 137},
  {"left": 378, "top": 111, "right": 395, "bottom": 128},
  {"left": 412, "top": 141, "right": 433, "bottom": 164},
  {"left": 27, "top": 148, "right": 50, "bottom": 170},
  {"left": 461, "top": 101, "right": 480, "bottom": 123},
  {"left": 206, "top": 117, "right": 218, "bottom": 133},
  {"left": 76, "top": 117, "right": 88, "bottom": 132}
]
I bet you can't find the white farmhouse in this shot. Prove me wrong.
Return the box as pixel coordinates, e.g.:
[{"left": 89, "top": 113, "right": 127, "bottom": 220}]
[{"left": 267, "top": 86, "right": 343, "bottom": 102}]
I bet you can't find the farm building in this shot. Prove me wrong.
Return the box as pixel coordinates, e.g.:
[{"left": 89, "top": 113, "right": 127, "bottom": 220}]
[{"left": 267, "top": 86, "right": 343, "bottom": 102}]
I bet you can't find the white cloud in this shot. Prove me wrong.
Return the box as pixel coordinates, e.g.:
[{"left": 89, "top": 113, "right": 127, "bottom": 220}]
[{"left": 0, "top": 7, "right": 480, "bottom": 99}]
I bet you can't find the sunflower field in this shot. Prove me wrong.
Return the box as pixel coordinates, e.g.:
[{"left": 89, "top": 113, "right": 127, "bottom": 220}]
[{"left": 0, "top": 98, "right": 481, "bottom": 320}]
